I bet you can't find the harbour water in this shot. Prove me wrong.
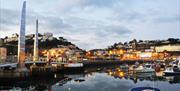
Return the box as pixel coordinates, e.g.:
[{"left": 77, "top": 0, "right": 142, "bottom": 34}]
[{"left": 0, "top": 66, "right": 180, "bottom": 91}]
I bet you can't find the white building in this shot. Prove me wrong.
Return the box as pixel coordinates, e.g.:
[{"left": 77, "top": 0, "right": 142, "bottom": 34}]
[
  {"left": 26, "top": 34, "right": 34, "bottom": 39},
  {"left": 155, "top": 44, "right": 180, "bottom": 52},
  {"left": 42, "top": 32, "right": 53, "bottom": 41},
  {"left": 44, "top": 32, "right": 53, "bottom": 38},
  {"left": 4, "top": 34, "right": 18, "bottom": 42}
]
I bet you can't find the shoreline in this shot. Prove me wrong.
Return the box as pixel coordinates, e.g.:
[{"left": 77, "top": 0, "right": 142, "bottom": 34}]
[{"left": 0, "top": 60, "right": 155, "bottom": 78}]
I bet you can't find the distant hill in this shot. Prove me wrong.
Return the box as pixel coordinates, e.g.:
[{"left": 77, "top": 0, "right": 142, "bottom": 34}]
[
  {"left": 110, "top": 38, "right": 180, "bottom": 49},
  {"left": 0, "top": 33, "right": 84, "bottom": 55},
  {"left": 89, "top": 38, "right": 180, "bottom": 51}
]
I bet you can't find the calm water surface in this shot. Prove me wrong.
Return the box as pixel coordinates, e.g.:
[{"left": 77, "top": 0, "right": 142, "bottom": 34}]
[{"left": 0, "top": 66, "right": 180, "bottom": 91}]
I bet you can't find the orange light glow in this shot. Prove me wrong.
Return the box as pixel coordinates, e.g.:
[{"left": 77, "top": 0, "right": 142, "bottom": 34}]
[{"left": 119, "top": 72, "right": 124, "bottom": 77}]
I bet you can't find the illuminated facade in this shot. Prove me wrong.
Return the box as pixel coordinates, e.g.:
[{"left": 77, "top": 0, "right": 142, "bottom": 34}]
[
  {"left": 41, "top": 48, "right": 68, "bottom": 62},
  {"left": 87, "top": 48, "right": 168, "bottom": 61},
  {"left": 0, "top": 47, "right": 7, "bottom": 61},
  {"left": 41, "top": 48, "right": 84, "bottom": 62},
  {"left": 121, "top": 52, "right": 165, "bottom": 61},
  {"left": 155, "top": 44, "right": 180, "bottom": 52}
]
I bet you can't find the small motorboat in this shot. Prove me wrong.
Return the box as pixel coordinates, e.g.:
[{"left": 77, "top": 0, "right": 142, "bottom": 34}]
[
  {"left": 64, "top": 62, "right": 84, "bottom": 68},
  {"left": 164, "top": 58, "right": 180, "bottom": 76},
  {"left": 135, "top": 64, "right": 155, "bottom": 73},
  {"left": 58, "top": 77, "right": 72, "bottom": 86},
  {"left": 130, "top": 87, "right": 160, "bottom": 91},
  {"left": 163, "top": 66, "right": 180, "bottom": 76},
  {"left": 74, "top": 79, "right": 85, "bottom": 82},
  {"left": 120, "top": 64, "right": 129, "bottom": 70}
]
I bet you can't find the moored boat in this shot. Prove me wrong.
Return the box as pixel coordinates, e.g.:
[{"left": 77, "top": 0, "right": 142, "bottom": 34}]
[
  {"left": 163, "top": 66, "right": 180, "bottom": 76},
  {"left": 135, "top": 64, "right": 155, "bottom": 73},
  {"left": 130, "top": 87, "right": 160, "bottom": 91},
  {"left": 58, "top": 77, "right": 72, "bottom": 86},
  {"left": 74, "top": 79, "right": 85, "bottom": 82},
  {"left": 120, "top": 64, "right": 129, "bottom": 71},
  {"left": 64, "top": 62, "right": 83, "bottom": 68},
  {"left": 164, "top": 58, "right": 180, "bottom": 76},
  {"left": 58, "top": 62, "right": 84, "bottom": 73}
]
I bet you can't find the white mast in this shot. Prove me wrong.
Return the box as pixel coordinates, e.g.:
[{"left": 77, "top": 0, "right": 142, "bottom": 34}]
[{"left": 33, "top": 19, "right": 39, "bottom": 61}]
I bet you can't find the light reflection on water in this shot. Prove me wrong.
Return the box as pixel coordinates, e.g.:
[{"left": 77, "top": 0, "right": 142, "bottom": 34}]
[
  {"left": 0, "top": 67, "right": 180, "bottom": 91},
  {"left": 52, "top": 69, "right": 180, "bottom": 91}
]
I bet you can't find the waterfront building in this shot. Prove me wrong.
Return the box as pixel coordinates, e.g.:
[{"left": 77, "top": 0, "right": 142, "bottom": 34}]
[
  {"left": 0, "top": 47, "right": 7, "bottom": 62},
  {"left": 0, "top": 38, "right": 4, "bottom": 46},
  {"left": 155, "top": 44, "right": 180, "bottom": 52},
  {"left": 121, "top": 51, "right": 165, "bottom": 61},
  {"left": 41, "top": 48, "right": 68, "bottom": 62},
  {"left": 41, "top": 47, "right": 84, "bottom": 62}
]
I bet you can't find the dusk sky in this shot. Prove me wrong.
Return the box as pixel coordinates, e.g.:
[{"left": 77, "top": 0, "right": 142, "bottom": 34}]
[{"left": 0, "top": 0, "right": 180, "bottom": 50}]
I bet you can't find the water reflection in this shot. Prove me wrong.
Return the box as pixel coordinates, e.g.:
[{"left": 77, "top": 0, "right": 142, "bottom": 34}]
[{"left": 0, "top": 66, "right": 180, "bottom": 91}]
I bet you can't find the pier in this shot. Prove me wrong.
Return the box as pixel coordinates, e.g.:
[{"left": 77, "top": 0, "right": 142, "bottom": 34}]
[{"left": 0, "top": 60, "right": 153, "bottom": 72}]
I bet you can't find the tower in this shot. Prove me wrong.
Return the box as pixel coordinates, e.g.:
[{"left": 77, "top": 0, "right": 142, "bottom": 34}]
[
  {"left": 33, "top": 19, "right": 39, "bottom": 61},
  {"left": 18, "top": 1, "right": 26, "bottom": 69}
]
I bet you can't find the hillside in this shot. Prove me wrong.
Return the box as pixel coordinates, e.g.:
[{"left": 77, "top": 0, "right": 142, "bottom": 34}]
[{"left": 0, "top": 33, "right": 83, "bottom": 55}]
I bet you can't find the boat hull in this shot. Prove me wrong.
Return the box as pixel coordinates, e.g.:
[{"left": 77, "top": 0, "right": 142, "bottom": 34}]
[
  {"left": 58, "top": 67, "right": 84, "bottom": 74},
  {"left": 130, "top": 87, "right": 160, "bottom": 91},
  {"left": 164, "top": 72, "right": 180, "bottom": 76},
  {"left": 135, "top": 69, "right": 155, "bottom": 73},
  {"left": 136, "top": 70, "right": 155, "bottom": 73}
]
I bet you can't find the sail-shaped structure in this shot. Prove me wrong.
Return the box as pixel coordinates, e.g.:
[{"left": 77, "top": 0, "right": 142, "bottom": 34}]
[{"left": 18, "top": 1, "right": 26, "bottom": 68}]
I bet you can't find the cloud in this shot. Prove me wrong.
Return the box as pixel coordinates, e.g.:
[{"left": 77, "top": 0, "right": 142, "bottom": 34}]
[
  {"left": 0, "top": 7, "right": 72, "bottom": 34},
  {"left": 56, "top": 0, "right": 118, "bottom": 10},
  {"left": 83, "top": 0, "right": 119, "bottom": 7},
  {"left": 0, "top": 7, "right": 132, "bottom": 50},
  {"left": 56, "top": 17, "right": 132, "bottom": 50},
  {"left": 0, "top": 0, "right": 180, "bottom": 50},
  {"left": 38, "top": 16, "right": 72, "bottom": 33},
  {"left": 109, "top": 11, "right": 146, "bottom": 23},
  {"left": 153, "top": 15, "right": 180, "bottom": 23},
  {"left": 0, "top": 8, "right": 19, "bottom": 27}
]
